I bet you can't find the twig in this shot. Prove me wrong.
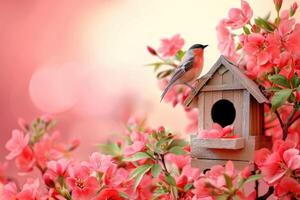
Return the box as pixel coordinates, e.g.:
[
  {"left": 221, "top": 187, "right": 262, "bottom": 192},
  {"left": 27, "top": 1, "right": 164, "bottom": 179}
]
[
  {"left": 160, "top": 154, "right": 169, "bottom": 175},
  {"left": 283, "top": 103, "right": 298, "bottom": 140},
  {"left": 289, "top": 113, "right": 300, "bottom": 126},
  {"left": 257, "top": 186, "right": 274, "bottom": 200}
]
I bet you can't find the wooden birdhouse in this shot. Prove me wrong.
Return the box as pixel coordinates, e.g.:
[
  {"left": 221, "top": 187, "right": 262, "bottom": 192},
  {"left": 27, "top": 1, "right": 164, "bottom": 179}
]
[{"left": 185, "top": 55, "right": 271, "bottom": 170}]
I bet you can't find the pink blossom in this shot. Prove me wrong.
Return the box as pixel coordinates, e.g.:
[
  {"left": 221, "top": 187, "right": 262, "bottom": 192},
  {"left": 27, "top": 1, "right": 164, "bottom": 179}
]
[
  {"left": 165, "top": 154, "right": 190, "bottom": 169},
  {"left": 46, "top": 158, "right": 70, "bottom": 181},
  {"left": 5, "top": 129, "right": 30, "bottom": 160},
  {"left": 15, "top": 146, "right": 36, "bottom": 172},
  {"left": 198, "top": 123, "right": 235, "bottom": 139},
  {"left": 16, "top": 179, "right": 40, "bottom": 200},
  {"left": 2, "top": 182, "right": 18, "bottom": 199},
  {"left": 181, "top": 165, "right": 200, "bottom": 181},
  {"left": 66, "top": 164, "right": 100, "bottom": 200},
  {"left": 124, "top": 131, "right": 147, "bottom": 157},
  {"left": 243, "top": 33, "right": 269, "bottom": 66},
  {"left": 95, "top": 188, "right": 124, "bottom": 200},
  {"left": 158, "top": 34, "right": 184, "bottom": 57},
  {"left": 255, "top": 147, "right": 300, "bottom": 185},
  {"left": 275, "top": 177, "right": 300, "bottom": 199},
  {"left": 34, "top": 131, "right": 64, "bottom": 169},
  {"left": 104, "top": 167, "right": 129, "bottom": 187},
  {"left": 216, "top": 20, "right": 239, "bottom": 62},
  {"left": 89, "top": 152, "right": 115, "bottom": 173},
  {"left": 225, "top": 0, "right": 253, "bottom": 29}
]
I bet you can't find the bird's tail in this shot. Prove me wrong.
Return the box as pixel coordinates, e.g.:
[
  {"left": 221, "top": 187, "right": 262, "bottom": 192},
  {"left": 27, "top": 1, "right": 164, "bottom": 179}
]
[{"left": 160, "top": 82, "right": 173, "bottom": 102}]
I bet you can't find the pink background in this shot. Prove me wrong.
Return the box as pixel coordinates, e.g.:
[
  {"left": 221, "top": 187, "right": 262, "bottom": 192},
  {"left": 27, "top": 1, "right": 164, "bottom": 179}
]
[{"left": 0, "top": 0, "right": 297, "bottom": 165}]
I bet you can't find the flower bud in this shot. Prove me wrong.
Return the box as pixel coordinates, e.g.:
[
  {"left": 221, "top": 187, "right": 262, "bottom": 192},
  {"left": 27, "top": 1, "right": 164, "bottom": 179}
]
[
  {"left": 290, "top": 2, "right": 298, "bottom": 16},
  {"left": 274, "top": 0, "right": 283, "bottom": 12},
  {"left": 158, "top": 126, "right": 165, "bottom": 133},
  {"left": 147, "top": 46, "right": 157, "bottom": 56}
]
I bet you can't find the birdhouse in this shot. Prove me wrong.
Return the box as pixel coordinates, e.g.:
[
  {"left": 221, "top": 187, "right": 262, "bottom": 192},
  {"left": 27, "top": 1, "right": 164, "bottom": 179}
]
[{"left": 185, "top": 55, "right": 271, "bottom": 170}]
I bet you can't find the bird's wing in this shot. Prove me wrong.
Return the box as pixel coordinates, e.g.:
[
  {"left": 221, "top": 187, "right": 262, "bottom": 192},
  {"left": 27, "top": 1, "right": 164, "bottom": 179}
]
[
  {"left": 160, "top": 56, "right": 194, "bottom": 101},
  {"left": 169, "top": 56, "right": 194, "bottom": 83}
]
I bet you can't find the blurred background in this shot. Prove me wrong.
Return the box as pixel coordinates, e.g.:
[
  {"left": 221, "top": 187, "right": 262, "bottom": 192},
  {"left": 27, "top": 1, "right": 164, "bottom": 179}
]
[{"left": 0, "top": 0, "right": 296, "bottom": 161}]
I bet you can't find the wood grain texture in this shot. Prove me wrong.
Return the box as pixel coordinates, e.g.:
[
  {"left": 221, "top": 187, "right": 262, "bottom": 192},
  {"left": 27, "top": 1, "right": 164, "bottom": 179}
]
[
  {"left": 191, "top": 135, "right": 271, "bottom": 161},
  {"left": 193, "top": 138, "right": 245, "bottom": 149},
  {"left": 198, "top": 93, "right": 205, "bottom": 130},
  {"left": 185, "top": 55, "right": 268, "bottom": 106},
  {"left": 204, "top": 91, "right": 213, "bottom": 129},
  {"left": 191, "top": 158, "right": 254, "bottom": 171},
  {"left": 242, "top": 91, "right": 250, "bottom": 138},
  {"left": 233, "top": 90, "right": 244, "bottom": 137},
  {"left": 201, "top": 84, "right": 244, "bottom": 91}
]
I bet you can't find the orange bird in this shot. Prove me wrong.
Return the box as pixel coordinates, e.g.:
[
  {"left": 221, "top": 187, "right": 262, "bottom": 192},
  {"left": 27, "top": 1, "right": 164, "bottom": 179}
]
[{"left": 161, "top": 44, "right": 208, "bottom": 101}]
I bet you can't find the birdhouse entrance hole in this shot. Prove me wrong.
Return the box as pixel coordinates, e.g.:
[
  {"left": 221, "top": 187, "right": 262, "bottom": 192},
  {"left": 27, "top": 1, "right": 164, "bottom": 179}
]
[{"left": 211, "top": 99, "right": 236, "bottom": 127}]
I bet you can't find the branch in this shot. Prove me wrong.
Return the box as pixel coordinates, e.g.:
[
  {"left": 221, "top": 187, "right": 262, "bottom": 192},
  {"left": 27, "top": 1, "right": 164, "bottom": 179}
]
[
  {"left": 274, "top": 109, "right": 284, "bottom": 130},
  {"left": 257, "top": 186, "right": 274, "bottom": 200},
  {"left": 283, "top": 103, "right": 298, "bottom": 140},
  {"left": 289, "top": 113, "right": 300, "bottom": 127},
  {"left": 160, "top": 154, "right": 169, "bottom": 175}
]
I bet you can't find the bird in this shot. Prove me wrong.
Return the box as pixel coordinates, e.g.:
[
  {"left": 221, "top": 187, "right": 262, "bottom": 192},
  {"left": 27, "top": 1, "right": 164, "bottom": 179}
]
[{"left": 160, "top": 44, "right": 208, "bottom": 101}]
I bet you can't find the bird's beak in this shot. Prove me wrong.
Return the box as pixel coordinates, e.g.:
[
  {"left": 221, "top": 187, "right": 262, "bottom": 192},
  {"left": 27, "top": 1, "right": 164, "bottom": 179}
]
[{"left": 203, "top": 45, "right": 208, "bottom": 49}]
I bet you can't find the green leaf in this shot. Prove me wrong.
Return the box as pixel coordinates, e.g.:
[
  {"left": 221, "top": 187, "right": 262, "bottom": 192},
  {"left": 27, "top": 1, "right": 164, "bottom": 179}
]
[
  {"left": 291, "top": 73, "right": 300, "bottom": 88},
  {"left": 243, "top": 26, "right": 250, "bottom": 34},
  {"left": 168, "top": 139, "right": 188, "bottom": 148},
  {"left": 244, "top": 174, "right": 262, "bottom": 184},
  {"left": 268, "top": 74, "right": 290, "bottom": 88},
  {"left": 233, "top": 195, "right": 240, "bottom": 200},
  {"left": 254, "top": 17, "right": 274, "bottom": 32},
  {"left": 151, "top": 164, "right": 162, "bottom": 178},
  {"left": 184, "top": 183, "right": 193, "bottom": 192},
  {"left": 132, "top": 164, "right": 152, "bottom": 191},
  {"left": 217, "top": 194, "right": 229, "bottom": 200},
  {"left": 98, "top": 142, "right": 122, "bottom": 157},
  {"left": 154, "top": 137, "right": 172, "bottom": 154},
  {"left": 165, "top": 175, "right": 176, "bottom": 186},
  {"left": 224, "top": 174, "right": 233, "bottom": 189},
  {"left": 124, "top": 152, "right": 151, "bottom": 162},
  {"left": 156, "top": 69, "right": 174, "bottom": 79},
  {"left": 266, "top": 86, "right": 282, "bottom": 92},
  {"left": 169, "top": 146, "right": 186, "bottom": 155},
  {"left": 271, "top": 89, "right": 292, "bottom": 111},
  {"left": 175, "top": 50, "right": 186, "bottom": 61},
  {"left": 236, "top": 176, "right": 245, "bottom": 189},
  {"left": 129, "top": 164, "right": 152, "bottom": 180},
  {"left": 171, "top": 186, "right": 178, "bottom": 199},
  {"left": 153, "top": 188, "right": 168, "bottom": 199},
  {"left": 290, "top": 92, "right": 296, "bottom": 103},
  {"left": 119, "top": 191, "right": 129, "bottom": 199}
]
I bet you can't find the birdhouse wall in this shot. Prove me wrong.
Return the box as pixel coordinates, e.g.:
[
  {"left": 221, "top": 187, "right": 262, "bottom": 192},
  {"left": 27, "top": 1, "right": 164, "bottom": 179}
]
[
  {"left": 197, "top": 66, "right": 251, "bottom": 137},
  {"left": 249, "top": 96, "right": 264, "bottom": 136}
]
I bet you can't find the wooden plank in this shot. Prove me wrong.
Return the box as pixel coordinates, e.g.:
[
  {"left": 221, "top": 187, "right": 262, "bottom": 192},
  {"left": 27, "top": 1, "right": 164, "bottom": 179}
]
[
  {"left": 222, "top": 69, "right": 233, "bottom": 84},
  {"left": 212, "top": 91, "right": 222, "bottom": 103},
  {"left": 201, "top": 84, "right": 244, "bottom": 91},
  {"left": 191, "top": 135, "right": 271, "bottom": 161},
  {"left": 198, "top": 93, "right": 205, "bottom": 130},
  {"left": 204, "top": 91, "right": 213, "bottom": 129},
  {"left": 191, "top": 135, "right": 262, "bottom": 161},
  {"left": 222, "top": 90, "right": 234, "bottom": 101},
  {"left": 242, "top": 91, "right": 250, "bottom": 138},
  {"left": 193, "top": 138, "right": 245, "bottom": 149},
  {"left": 207, "top": 72, "right": 223, "bottom": 85},
  {"left": 233, "top": 90, "right": 244, "bottom": 137},
  {"left": 255, "top": 135, "right": 272, "bottom": 150},
  {"left": 191, "top": 158, "right": 254, "bottom": 171}
]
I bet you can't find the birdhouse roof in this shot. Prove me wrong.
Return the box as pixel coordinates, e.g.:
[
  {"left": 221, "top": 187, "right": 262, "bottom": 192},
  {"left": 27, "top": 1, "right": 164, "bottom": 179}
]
[{"left": 185, "top": 55, "right": 269, "bottom": 106}]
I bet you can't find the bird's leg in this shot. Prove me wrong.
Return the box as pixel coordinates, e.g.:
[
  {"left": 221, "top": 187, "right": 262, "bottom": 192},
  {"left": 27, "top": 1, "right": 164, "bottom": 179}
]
[{"left": 184, "top": 82, "right": 196, "bottom": 94}]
